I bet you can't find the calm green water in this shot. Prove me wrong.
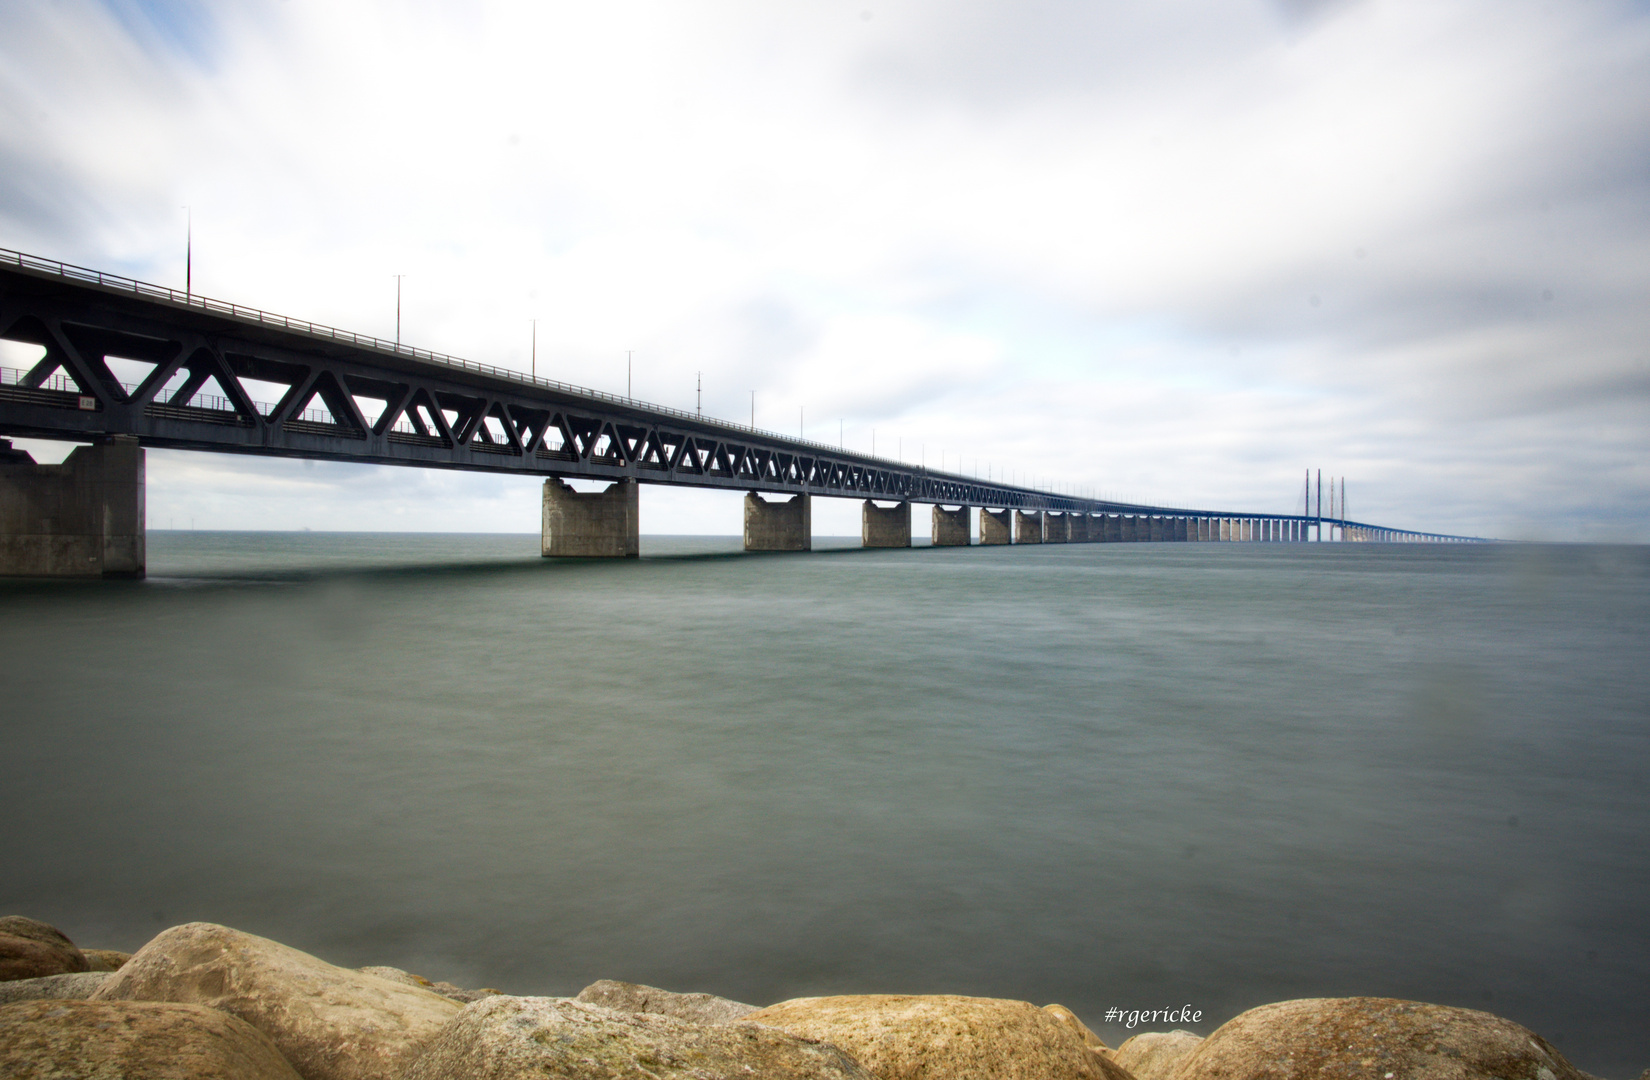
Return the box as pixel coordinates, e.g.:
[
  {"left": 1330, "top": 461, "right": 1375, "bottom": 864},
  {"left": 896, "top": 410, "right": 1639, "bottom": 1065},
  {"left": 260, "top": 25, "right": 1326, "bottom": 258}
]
[{"left": 3, "top": 534, "right": 1647, "bottom": 1075}]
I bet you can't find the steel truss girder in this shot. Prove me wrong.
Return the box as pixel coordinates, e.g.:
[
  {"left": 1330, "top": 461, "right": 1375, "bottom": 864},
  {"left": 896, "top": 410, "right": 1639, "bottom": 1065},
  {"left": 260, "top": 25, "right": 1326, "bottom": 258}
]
[
  {"left": 0, "top": 265, "right": 1095, "bottom": 509},
  {"left": 0, "top": 262, "right": 1487, "bottom": 540}
]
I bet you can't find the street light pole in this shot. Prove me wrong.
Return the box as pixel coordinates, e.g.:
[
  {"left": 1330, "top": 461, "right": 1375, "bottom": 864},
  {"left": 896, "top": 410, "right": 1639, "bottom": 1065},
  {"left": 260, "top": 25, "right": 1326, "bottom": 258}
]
[{"left": 393, "top": 275, "right": 405, "bottom": 345}]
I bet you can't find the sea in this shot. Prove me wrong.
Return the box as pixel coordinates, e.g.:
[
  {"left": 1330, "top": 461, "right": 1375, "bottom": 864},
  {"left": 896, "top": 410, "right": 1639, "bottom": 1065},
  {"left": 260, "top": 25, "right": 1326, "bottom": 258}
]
[{"left": 2, "top": 533, "right": 1646, "bottom": 1077}]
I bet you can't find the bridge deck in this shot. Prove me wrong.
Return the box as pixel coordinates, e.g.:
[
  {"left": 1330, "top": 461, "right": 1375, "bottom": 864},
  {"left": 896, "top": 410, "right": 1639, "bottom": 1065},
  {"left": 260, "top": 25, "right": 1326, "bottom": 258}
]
[{"left": 0, "top": 248, "right": 1479, "bottom": 542}]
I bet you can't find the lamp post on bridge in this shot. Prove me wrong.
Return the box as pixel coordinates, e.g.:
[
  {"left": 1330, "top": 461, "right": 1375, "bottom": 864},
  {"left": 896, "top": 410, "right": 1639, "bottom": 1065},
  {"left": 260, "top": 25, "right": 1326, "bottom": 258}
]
[{"left": 393, "top": 275, "right": 405, "bottom": 346}]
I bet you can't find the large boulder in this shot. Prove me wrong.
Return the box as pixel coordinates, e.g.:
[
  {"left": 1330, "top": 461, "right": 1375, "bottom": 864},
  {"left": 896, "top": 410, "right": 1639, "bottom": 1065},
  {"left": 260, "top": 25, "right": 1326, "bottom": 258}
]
[
  {"left": 0, "top": 918, "right": 88, "bottom": 982},
  {"left": 83, "top": 948, "right": 132, "bottom": 972},
  {"left": 1172, "top": 998, "right": 1588, "bottom": 1080},
  {"left": 1114, "top": 1030, "right": 1202, "bottom": 1080},
  {"left": 0, "top": 998, "right": 303, "bottom": 1080},
  {"left": 743, "top": 994, "right": 1137, "bottom": 1080},
  {"left": 1043, "top": 1003, "right": 1112, "bottom": 1052},
  {"left": 90, "top": 922, "right": 462, "bottom": 1080},
  {"left": 404, "top": 995, "right": 873, "bottom": 1080},
  {"left": 358, "top": 966, "right": 501, "bottom": 1005},
  {"left": 0, "top": 971, "right": 114, "bottom": 1005},
  {"left": 0, "top": 917, "right": 80, "bottom": 950},
  {"left": 576, "top": 978, "right": 759, "bottom": 1024}
]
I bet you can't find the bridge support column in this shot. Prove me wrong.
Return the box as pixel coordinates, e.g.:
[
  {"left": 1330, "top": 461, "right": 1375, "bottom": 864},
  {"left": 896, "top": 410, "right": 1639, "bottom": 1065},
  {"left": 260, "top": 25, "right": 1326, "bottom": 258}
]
[
  {"left": 1070, "top": 514, "right": 1092, "bottom": 542},
  {"left": 745, "top": 492, "right": 811, "bottom": 551},
  {"left": 1044, "top": 512, "right": 1069, "bottom": 543},
  {"left": 1148, "top": 516, "right": 1164, "bottom": 542},
  {"left": 932, "top": 505, "right": 970, "bottom": 546},
  {"left": 1102, "top": 514, "right": 1121, "bottom": 542},
  {"left": 1015, "top": 510, "right": 1044, "bottom": 543},
  {"left": 863, "top": 500, "right": 912, "bottom": 548},
  {"left": 0, "top": 437, "right": 145, "bottom": 578},
  {"left": 980, "top": 508, "right": 1012, "bottom": 545},
  {"left": 542, "top": 477, "right": 639, "bottom": 557}
]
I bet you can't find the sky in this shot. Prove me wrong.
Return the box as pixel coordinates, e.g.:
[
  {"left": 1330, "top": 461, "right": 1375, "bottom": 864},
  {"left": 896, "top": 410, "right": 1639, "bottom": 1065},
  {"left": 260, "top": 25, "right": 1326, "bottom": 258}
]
[{"left": 2, "top": 0, "right": 1647, "bottom": 539}]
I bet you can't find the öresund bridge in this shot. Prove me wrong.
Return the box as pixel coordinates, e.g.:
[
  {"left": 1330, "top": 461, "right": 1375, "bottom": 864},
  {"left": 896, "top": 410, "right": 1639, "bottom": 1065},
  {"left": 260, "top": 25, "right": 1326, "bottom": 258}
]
[{"left": 0, "top": 249, "right": 1484, "bottom": 578}]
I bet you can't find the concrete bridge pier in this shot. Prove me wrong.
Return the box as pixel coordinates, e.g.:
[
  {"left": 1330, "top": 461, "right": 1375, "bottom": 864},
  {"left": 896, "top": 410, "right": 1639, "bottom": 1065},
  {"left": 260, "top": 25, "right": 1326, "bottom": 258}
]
[
  {"left": 1015, "top": 510, "right": 1044, "bottom": 544},
  {"left": 0, "top": 436, "right": 145, "bottom": 578},
  {"left": 1071, "top": 514, "right": 1093, "bottom": 542},
  {"left": 980, "top": 507, "right": 1012, "bottom": 545},
  {"left": 863, "top": 500, "right": 912, "bottom": 548},
  {"left": 1102, "top": 514, "right": 1122, "bottom": 542},
  {"left": 542, "top": 477, "right": 639, "bottom": 557},
  {"left": 745, "top": 492, "right": 811, "bottom": 551},
  {"left": 932, "top": 505, "right": 970, "bottom": 546},
  {"left": 1044, "top": 512, "right": 1069, "bottom": 543}
]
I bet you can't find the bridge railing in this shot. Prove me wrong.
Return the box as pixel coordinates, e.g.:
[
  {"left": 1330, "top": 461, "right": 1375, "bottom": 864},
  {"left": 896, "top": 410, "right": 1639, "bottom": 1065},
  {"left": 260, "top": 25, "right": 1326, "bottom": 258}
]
[{"left": 3, "top": 246, "right": 1023, "bottom": 484}]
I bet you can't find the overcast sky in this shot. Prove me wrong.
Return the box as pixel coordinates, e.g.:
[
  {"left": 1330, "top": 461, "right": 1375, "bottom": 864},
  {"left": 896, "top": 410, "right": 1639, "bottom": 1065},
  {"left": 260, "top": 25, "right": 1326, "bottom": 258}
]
[{"left": 3, "top": 0, "right": 1647, "bottom": 538}]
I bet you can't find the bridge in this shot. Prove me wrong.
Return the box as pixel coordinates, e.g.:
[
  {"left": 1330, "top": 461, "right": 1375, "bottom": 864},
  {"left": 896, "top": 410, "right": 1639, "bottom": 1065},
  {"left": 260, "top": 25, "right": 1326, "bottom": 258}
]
[{"left": 0, "top": 248, "right": 1484, "bottom": 577}]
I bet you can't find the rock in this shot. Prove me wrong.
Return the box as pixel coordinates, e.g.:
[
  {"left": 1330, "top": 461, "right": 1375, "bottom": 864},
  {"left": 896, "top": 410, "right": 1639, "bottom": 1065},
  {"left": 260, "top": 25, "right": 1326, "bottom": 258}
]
[
  {"left": 576, "top": 978, "right": 759, "bottom": 1024},
  {"left": 0, "top": 919, "right": 90, "bottom": 982},
  {"left": 90, "top": 922, "right": 462, "bottom": 1080},
  {"left": 83, "top": 948, "right": 132, "bottom": 971},
  {"left": 0, "top": 918, "right": 80, "bottom": 951},
  {"left": 0, "top": 934, "right": 89, "bottom": 983},
  {"left": 1114, "top": 1030, "right": 1202, "bottom": 1080},
  {"left": 358, "top": 965, "right": 501, "bottom": 1005},
  {"left": 0, "top": 971, "right": 114, "bottom": 1004},
  {"left": 743, "top": 993, "right": 1137, "bottom": 1080},
  {"left": 404, "top": 995, "right": 873, "bottom": 1080},
  {"left": 1171, "top": 997, "right": 1589, "bottom": 1080},
  {"left": 0, "top": 998, "right": 303, "bottom": 1079},
  {"left": 1044, "top": 1003, "right": 1112, "bottom": 1052}
]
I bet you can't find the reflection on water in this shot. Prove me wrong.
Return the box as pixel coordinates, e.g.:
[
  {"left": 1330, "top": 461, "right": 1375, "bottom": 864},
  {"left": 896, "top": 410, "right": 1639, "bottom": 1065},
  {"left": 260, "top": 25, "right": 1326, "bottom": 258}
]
[{"left": 2, "top": 533, "right": 1646, "bottom": 1076}]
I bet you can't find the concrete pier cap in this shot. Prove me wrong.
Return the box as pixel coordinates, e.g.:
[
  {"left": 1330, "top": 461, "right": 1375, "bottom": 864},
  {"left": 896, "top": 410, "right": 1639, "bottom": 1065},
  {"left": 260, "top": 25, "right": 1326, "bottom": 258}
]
[
  {"left": 745, "top": 491, "right": 811, "bottom": 551},
  {"left": 542, "top": 476, "right": 639, "bottom": 557},
  {"left": 862, "top": 500, "right": 912, "bottom": 548},
  {"left": 0, "top": 436, "right": 146, "bottom": 578}
]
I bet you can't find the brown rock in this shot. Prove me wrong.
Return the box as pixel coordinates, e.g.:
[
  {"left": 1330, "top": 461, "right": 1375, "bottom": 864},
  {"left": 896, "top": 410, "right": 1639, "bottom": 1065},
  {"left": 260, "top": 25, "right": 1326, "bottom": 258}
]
[
  {"left": 576, "top": 978, "right": 759, "bottom": 1024},
  {"left": 404, "top": 995, "right": 873, "bottom": 1080},
  {"left": 0, "top": 918, "right": 79, "bottom": 951},
  {"left": 1114, "top": 1030, "right": 1202, "bottom": 1080},
  {"left": 1172, "top": 997, "right": 1589, "bottom": 1080},
  {"left": 0, "top": 972, "right": 113, "bottom": 1005},
  {"left": 0, "top": 998, "right": 302, "bottom": 1080},
  {"left": 743, "top": 993, "right": 1137, "bottom": 1080},
  {"left": 83, "top": 948, "right": 132, "bottom": 972},
  {"left": 90, "top": 922, "right": 461, "bottom": 1080},
  {"left": 0, "top": 934, "right": 89, "bottom": 983},
  {"left": 1044, "top": 1003, "right": 1112, "bottom": 1052},
  {"left": 359, "top": 965, "right": 502, "bottom": 1005}
]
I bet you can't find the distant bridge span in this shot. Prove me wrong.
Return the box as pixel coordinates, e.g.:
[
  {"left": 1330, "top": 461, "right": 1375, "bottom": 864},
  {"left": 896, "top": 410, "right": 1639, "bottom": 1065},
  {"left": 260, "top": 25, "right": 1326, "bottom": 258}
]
[{"left": 0, "top": 248, "right": 1485, "bottom": 576}]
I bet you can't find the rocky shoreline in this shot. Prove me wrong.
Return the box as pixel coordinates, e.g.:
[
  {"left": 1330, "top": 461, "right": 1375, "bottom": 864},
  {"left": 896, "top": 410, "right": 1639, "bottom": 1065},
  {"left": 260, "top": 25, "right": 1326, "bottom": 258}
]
[{"left": 0, "top": 915, "right": 1629, "bottom": 1079}]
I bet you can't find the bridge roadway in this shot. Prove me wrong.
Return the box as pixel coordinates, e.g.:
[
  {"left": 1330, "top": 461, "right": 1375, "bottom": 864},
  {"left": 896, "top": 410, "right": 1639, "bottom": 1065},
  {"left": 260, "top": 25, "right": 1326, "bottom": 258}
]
[{"left": 0, "top": 248, "right": 1483, "bottom": 577}]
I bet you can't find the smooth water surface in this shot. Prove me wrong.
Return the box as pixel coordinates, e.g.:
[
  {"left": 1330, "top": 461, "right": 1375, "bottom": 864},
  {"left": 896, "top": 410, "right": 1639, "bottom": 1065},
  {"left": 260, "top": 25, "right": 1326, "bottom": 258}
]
[{"left": 3, "top": 533, "right": 1647, "bottom": 1075}]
